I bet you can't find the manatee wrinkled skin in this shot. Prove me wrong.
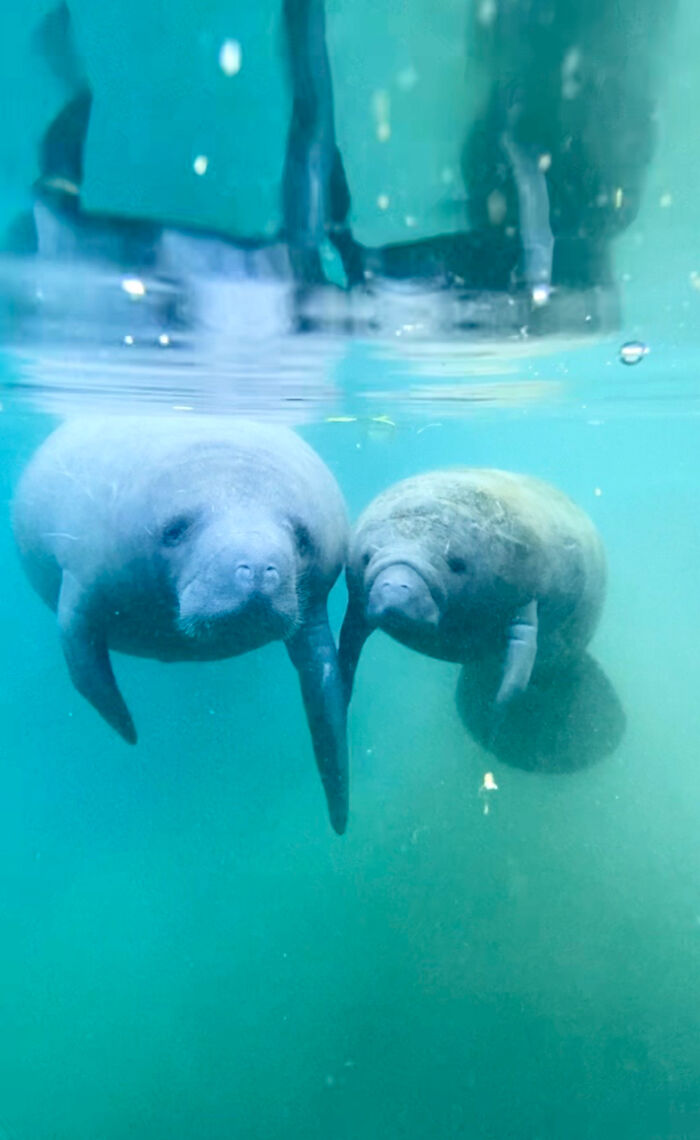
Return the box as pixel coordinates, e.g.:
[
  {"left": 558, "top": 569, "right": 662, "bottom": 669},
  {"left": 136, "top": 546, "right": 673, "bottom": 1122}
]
[
  {"left": 340, "top": 468, "right": 621, "bottom": 766},
  {"left": 13, "top": 416, "right": 350, "bottom": 833}
]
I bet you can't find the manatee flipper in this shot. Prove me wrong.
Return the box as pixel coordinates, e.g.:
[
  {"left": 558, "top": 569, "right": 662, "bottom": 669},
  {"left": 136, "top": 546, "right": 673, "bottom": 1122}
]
[
  {"left": 489, "top": 599, "right": 538, "bottom": 746},
  {"left": 338, "top": 597, "right": 372, "bottom": 703},
  {"left": 496, "top": 599, "right": 539, "bottom": 707},
  {"left": 286, "top": 607, "right": 349, "bottom": 835},
  {"left": 57, "top": 571, "right": 137, "bottom": 744}
]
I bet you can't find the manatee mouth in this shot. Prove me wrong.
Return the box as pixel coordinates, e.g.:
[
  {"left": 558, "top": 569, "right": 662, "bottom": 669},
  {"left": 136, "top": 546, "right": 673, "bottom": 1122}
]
[
  {"left": 364, "top": 552, "right": 443, "bottom": 602},
  {"left": 177, "top": 591, "right": 299, "bottom": 642}
]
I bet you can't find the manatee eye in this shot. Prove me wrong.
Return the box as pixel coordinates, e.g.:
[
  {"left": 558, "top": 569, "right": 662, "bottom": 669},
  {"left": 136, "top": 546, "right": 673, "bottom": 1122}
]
[
  {"left": 294, "top": 523, "right": 313, "bottom": 557},
  {"left": 447, "top": 555, "right": 467, "bottom": 574},
  {"left": 162, "top": 515, "right": 192, "bottom": 547}
]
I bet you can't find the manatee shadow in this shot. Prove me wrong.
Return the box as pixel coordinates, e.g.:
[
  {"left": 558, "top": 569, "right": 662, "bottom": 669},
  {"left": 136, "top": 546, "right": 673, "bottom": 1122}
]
[{"left": 456, "top": 652, "right": 626, "bottom": 773}]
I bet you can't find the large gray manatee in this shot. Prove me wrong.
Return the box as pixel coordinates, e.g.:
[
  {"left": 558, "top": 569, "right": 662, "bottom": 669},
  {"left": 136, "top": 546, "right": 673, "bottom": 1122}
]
[
  {"left": 339, "top": 468, "right": 623, "bottom": 768},
  {"left": 13, "top": 416, "right": 350, "bottom": 833}
]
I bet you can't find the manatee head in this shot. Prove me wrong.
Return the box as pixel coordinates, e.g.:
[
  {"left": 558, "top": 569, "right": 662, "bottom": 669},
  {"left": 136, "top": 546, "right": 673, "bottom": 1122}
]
[
  {"left": 156, "top": 501, "right": 315, "bottom": 645},
  {"left": 349, "top": 510, "right": 475, "bottom": 638},
  {"left": 348, "top": 472, "right": 542, "bottom": 642}
]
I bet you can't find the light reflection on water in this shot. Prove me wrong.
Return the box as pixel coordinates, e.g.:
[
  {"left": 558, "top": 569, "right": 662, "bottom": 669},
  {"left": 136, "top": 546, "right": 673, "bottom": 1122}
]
[{"left": 0, "top": 254, "right": 696, "bottom": 423}]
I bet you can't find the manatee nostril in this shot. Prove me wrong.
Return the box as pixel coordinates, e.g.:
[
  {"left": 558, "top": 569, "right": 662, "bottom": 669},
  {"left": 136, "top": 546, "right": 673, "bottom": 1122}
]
[{"left": 236, "top": 563, "right": 253, "bottom": 582}]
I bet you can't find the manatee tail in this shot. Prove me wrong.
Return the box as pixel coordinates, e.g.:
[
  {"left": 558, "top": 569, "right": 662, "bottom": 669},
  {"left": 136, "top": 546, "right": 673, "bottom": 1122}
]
[{"left": 456, "top": 652, "right": 626, "bottom": 773}]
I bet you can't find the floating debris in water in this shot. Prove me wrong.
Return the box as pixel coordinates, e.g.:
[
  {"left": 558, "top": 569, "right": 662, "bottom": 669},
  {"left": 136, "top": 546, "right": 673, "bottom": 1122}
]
[
  {"left": 193, "top": 155, "right": 209, "bottom": 176},
  {"left": 219, "top": 39, "right": 242, "bottom": 76},
  {"left": 479, "top": 771, "right": 498, "bottom": 815},
  {"left": 121, "top": 277, "right": 146, "bottom": 298},
  {"left": 372, "top": 89, "right": 391, "bottom": 142},
  {"left": 619, "top": 340, "right": 649, "bottom": 366},
  {"left": 531, "top": 285, "right": 551, "bottom": 307},
  {"left": 477, "top": 0, "right": 497, "bottom": 27},
  {"left": 396, "top": 65, "right": 418, "bottom": 91}
]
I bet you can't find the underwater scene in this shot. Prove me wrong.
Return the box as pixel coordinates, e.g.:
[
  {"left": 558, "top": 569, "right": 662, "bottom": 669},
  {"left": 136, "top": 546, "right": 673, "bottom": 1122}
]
[{"left": 0, "top": 1, "right": 699, "bottom": 1138}]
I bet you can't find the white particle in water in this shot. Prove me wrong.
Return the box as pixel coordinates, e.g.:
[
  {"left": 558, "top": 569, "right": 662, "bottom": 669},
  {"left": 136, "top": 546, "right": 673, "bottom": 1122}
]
[
  {"left": 372, "top": 90, "right": 391, "bottom": 142},
  {"left": 158, "top": 333, "right": 170, "bottom": 346},
  {"left": 477, "top": 0, "right": 497, "bottom": 26},
  {"left": 193, "top": 155, "right": 209, "bottom": 176},
  {"left": 561, "top": 47, "right": 582, "bottom": 100},
  {"left": 121, "top": 277, "right": 146, "bottom": 297},
  {"left": 377, "top": 194, "right": 390, "bottom": 210},
  {"left": 123, "top": 335, "right": 134, "bottom": 345},
  {"left": 619, "top": 340, "right": 649, "bottom": 366},
  {"left": 219, "top": 39, "right": 242, "bottom": 76},
  {"left": 396, "top": 65, "right": 418, "bottom": 91}
]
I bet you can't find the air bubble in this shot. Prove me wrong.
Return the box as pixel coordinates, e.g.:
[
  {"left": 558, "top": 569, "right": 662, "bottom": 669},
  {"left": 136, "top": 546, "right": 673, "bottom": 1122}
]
[{"left": 619, "top": 341, "right": 649, "bottom": 366}]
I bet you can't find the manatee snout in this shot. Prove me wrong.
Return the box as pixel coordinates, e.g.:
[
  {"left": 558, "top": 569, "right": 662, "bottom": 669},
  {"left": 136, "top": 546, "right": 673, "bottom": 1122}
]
[
  {"left": 233, "top": 560, "right": 282, "bottom": 593},
  {"left": 177, "top": 526, "right": 298, "bottom": 636},
  {"left": 367, "top": 564, "right": 440, "bottom": 628}
]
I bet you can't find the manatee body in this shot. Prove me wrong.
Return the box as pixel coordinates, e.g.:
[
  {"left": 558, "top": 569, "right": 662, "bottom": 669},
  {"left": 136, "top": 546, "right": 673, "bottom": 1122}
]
[
  {"left": 340, "top": 468, "right": 620, "bottom": 766},
  {"left": 13, "top": 416, "right": 350, "bottom": 833}
]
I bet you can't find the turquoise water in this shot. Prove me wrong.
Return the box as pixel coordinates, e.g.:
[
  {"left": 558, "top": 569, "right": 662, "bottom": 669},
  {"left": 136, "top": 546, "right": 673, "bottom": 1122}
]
[
  {"left": 1, "top": 346, "right": 699, "bottom": 1139},
  {"left": 1, "top": 2, "right": 700, "bottom": 1139}
]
